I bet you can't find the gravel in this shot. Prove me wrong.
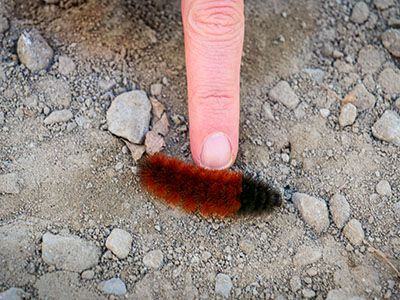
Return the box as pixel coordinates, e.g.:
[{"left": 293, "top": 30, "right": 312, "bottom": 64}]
[
  {"left": 292, "top": 193, "right": 330, "bottom": 233},
  {"left": 350, "top": 2, "right": 370, "bottom": 24},
  {"left": 105, "top": 228, "right": 133, "bottom": 259},
  {"left": 38, "top": 78, "right": 72, "bottom": 107},
  {"left": 0, "top": 173, "right": 20, "bottom": 194},
  {"left": 339, "top": 103, "right": 357, "bottom": 127},
  {"left": 143, "top": 249, "right": 164, "bottom": 269},
  {"left": 372, "top": 110, "right": 400, "bottom": 145},
  {"left": 106, "top": 90, "right": 152, "bottom": 144},
  {"left": 0, "top": 16, "right": 9, "bottom": 34},
  {"left": 150, "top": 83, "right": 163, "bottom": 96},
  {"left": 17, "top": 29, "right": 54, "bottom": 72},
  {"left": 98, "top": 278, "right": 127, "bottom": 295},
  {"left": 381, "top": 29, "right": 400, "bottom": 57},
  {"left": 41, "top": 232, "right": 100, "bottom": 272},
  {"left": 44, "top": 109, "right": 73, "bottom": 125},
  {"left": 329, "top": 193, "right": 351, "bottom": 229},
  {"left": 215, "top": 274, "right": 233, "bottom": 298},
  {"left": 58, "top": 56, "right": 76, "bottom": 76},
  {"left": 343, "top": 219, "right": 365, "bottom": 246},
  {"left": 268, "top": 80, "right": 299, "bottom": 109}
]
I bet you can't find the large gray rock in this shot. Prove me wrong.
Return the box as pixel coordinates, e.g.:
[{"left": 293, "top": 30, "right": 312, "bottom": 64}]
[
  {"left": 372, "top": 110, "right": 400, "bottom": 145},
  {"left": 105, "top": 228, "right": 133, "bottom": 259},
  {"left": 215, "top": 274, "right": 233, "bottom": 298},
  {"left": 42, "top": 232, "right": 100, "bottom": 272},
  {"left": 382, "top": 29, "right": 400, "bottom": 57},
  {"left": 107, "top": 90, "right": 152, "bottom": 144},
  {"left": 269, "top": 81, "right": 299, "bottom": 109},
  {"left": 292, "top": 193, "right": 330, "bottom": 233},
  {"left": 17, "top": 29, "right": 54, "bottom": 72}
]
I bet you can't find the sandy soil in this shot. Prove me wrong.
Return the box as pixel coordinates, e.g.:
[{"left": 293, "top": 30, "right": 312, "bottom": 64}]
[{"left": 0, "top": 0, "right": 399, "bottom": 299}]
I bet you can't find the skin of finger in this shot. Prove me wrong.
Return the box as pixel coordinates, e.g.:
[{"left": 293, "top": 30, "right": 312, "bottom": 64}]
[{"left": 181, "top": 0, "right": 244, "bottom": 168}]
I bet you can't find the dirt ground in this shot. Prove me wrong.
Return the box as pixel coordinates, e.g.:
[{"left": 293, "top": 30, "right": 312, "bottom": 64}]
[{"left": 0, "top": 0, "right": 399, "bottom": 299}]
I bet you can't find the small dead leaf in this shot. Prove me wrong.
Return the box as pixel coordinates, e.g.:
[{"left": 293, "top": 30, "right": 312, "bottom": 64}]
[
  {"left": 149, "top": 97, "right": 165, "bottom": 120},
  {"left": 124, "top": 140, "right": 146, "bottom": 161},
  {"left": 152, "top": 113, "right": 169, "bottom": 137},
  {"left": 145, "top": 131, "right": 166, "bottom": 154}
]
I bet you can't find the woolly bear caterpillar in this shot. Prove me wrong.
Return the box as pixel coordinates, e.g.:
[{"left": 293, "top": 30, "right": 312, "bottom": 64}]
[{"left": 139, "top": 153, "right": 281, "bottom": 218}]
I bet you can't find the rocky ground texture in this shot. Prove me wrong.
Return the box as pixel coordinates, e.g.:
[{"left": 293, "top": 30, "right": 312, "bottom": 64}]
[{"left": 0, "top": 0, "right": 399, "bottom": 299}]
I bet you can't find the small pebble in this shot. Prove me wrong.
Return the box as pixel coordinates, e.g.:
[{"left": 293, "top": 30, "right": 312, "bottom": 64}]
[
  {"left": 382, "top": 29, "right": 400, "bottom": 57},
  {"left": 350, "top": 2, "right": 370, "bottom": 24},
  {"left": 343, "top": 219, "right": 364, "bottom": 246},
  {"left": 293, "top": 245, "right": 322, "bottom": 266},
  {"left": 269, "top": 81, "right": 299, "bottom": 109},
  {"left": 98, "top": 278, "right": 127, "bottom": 295},
  {"left": 105, "top": 228, "right": 133, "bottom": 259},
  {"left": 215, "top": 274, "right": 233, "bottom": 298},
  {"left": 292, "top": 193, "right": 330, "bottom": 233},
  {"left": 17, "top": 28, "right": 54, "bottom": 72},
  {"left": 320, "top": 108, "right": 330, "bottom": 118},
  {"left": 372, "top": 110, "right": 400, "bottom": 145},
  {"left": 376, "top": 180, "right": 392, "bottom": 196},
  {"left": 58, "top": 56, "right": 76, "bottom": 76},
  {"left": 150, "top": 83, "right": 163, "bottom": 96},
  {"left": 339, "top": 103, "right": 357, "bottom": 127},
  {"left": 44, "top": 109, "right": 73, "bottom": 125},
  {"left": 81, "top": 270, "right": 95, "bottom": 280},
  {"left": 0, "top": 173, "right": 21, "bottom": 194},
  {"left": 0, "top": 16, "right": 9, "bottom": 34},
  {"left": 378, "top": 68, "right": 400, "bottom": 96},
  {"left": 330, "top": 193, "right": 350, "bottom": 229},
  {"left": 302, "top": 289, "right": 316, "bottom": 298},
  {"left": 143, "top": 249, "right": 164, "bottom": 269}
]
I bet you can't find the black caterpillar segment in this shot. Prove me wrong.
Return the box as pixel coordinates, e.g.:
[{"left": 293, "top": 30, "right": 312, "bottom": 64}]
[{"left": 238, "top": 175, "right": 282, "bottom": 215}]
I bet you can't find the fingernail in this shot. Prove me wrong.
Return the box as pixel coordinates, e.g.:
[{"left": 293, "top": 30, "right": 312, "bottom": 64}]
[{"left": 200, "top": 132, "right": 233, "bottom": 169}]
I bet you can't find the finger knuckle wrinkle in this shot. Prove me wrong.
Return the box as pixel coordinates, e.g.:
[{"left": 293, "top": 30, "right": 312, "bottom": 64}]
[{"left": 188, "top": 1, "right": 243, "bottom": 41}]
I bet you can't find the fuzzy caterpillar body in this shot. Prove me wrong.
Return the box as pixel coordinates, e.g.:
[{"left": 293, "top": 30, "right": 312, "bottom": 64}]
[{"left": 139, "top": 153, "right": 281, "bottom": 218}]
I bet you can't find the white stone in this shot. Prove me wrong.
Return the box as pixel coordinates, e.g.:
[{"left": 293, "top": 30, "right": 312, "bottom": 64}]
[
  {"left": 98, "top": 278, "right": 126, "bottom": 295},
  {"left": 143, "top": 249, "right": 164, "bottom": 269},
  {"left": 17, "top": 29, "right": 54, "bottom": 72},
  {"left": 215, "top": 274, "right": 233, "bottom": 298},
  {"left": 42, "top": 232, "right": 100, "bottom": 272},
  {"left": 292, "top": 193, "right": 330, "bottom": 233},
  {"left": 106, "top": 90, "right": 152, "bottom": 144},
  {"left": 330, "top": 193, "right": 350, "bottom": 229},
  {"left": 343, "top": 219, "right": 364, "bottom": 246},
  {"left": 293, "top": 245, "right": 322, "bottom": 266},
  {"left": 372, "top": 110, "right": 400, "bottom": 145},
  {"left": 339, "top": 103, "right": 357, "bottom": 127},
  {"left": 44, "top": 109, "right": 73, "bottom": 125},
  {"left": 376, "top": 180, "right": 392, "bottom": 196},
  {"left": 105, "top": 228, "right": 133, "bottom": 259},
  {"left": 269, "top": 81, "right": 299, "bottom": 109},
  {"left": 320, "top": 109, "right": 330, "bottom": 118}
]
